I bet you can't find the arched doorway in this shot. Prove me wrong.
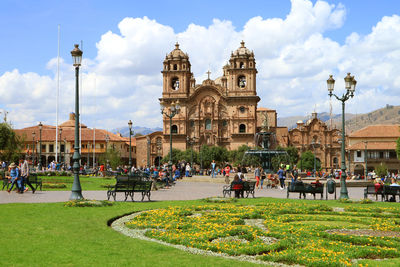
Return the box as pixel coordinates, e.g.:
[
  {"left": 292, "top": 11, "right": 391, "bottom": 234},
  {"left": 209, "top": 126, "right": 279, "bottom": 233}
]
[{"left": 154, "top": 156, "right": 162, "bottom": 169}]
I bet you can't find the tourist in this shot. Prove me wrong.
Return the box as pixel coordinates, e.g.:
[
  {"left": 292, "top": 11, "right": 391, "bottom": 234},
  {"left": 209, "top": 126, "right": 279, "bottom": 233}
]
[
  {"left": 260, "top": 168, "right": 266, "bottom": 189},
  {"left": 277, "top": 166, "right": 285, "bottom": 190},
  {"left": 290, "top": 165, "right": 299, "bottom": 184},
  {"left": 185, "top": 163, "right": 191, "bottom": 177},
  {"left": 374, "top": 178, "right": 384, "bottom": 193},
  {"left": 20, "top": 158, "right": 35, "bottom": 193},
  {"left": 390, "top": 178, "right": 400, "bottom": 187},
  {"left": 7, "top": 163, "right": 21, "bottom": 193},
  {"left": 211, "top": 160, "right": 216, "bottom": 178},
  {"left": 254, "top": 166, "right": 261, "bottom": 189},
  {"left": 224, "top": 164, "right": 231, "bottom": 184},
  {"left": 237, "top": 164, "right": 242, "bottom": 179},
  {"left": 231, "top": 174, "right": 244, "bottom": 198},
  {"left": 311, "top": 176, "right": 323, "bottom": 187}
]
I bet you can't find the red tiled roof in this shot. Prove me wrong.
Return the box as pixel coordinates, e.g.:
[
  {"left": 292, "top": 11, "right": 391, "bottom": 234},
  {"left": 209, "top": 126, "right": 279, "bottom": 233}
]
[
  {"left": 349, "top": 125, "right": 400, "bottom": 138},
  {"left": 348, "top": 141, "right": 397, "bottom": 150}
]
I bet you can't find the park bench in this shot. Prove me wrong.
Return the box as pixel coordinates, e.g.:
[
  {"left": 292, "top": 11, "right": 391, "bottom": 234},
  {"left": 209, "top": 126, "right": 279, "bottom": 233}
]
[
  {"left": 107, "top": 176, "right": 135, "bottom": 201},
  {"left": 287, "top": 182, "right": 324, "bottom": 199},
  {"left": 222, "top": 181, "right": 256, "bottom": 198},
  {"left": 363, "top": 185, "right": 384, "bottom": 201},
  {"left": 382, "top": 185, "right": 400, "bottom": 202},
  {"left": 28, "top": 173, "right": 42, "bottom": 192},
  {"left": 107, "top": 175, "right": 153, "bottom": 201}
]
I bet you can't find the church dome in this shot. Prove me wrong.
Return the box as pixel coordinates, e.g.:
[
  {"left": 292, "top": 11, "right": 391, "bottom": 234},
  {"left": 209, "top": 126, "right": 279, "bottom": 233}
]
[
  {"left": 167, "top": 42, "right": 188, "bottom": 60},
  {"left": 232, "top": 41, "right": 253, "bottom": 57}
]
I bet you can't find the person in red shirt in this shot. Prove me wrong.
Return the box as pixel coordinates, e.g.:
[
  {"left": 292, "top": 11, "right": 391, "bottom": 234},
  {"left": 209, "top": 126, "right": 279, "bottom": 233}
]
[{"left": 224, "top": 165, "right": 231, "bottom": 184}]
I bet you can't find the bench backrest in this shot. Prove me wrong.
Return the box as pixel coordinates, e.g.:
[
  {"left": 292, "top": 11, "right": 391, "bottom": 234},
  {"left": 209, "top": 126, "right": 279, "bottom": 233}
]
[
  {"left": 134, "top": 181, "right": 152, "bottom": 191},
  {"left": 28, "top": 173, "right": 38, "bottom": 182},
  {"left": 383, "top": 185, "right": 400, "bottom": 194}
]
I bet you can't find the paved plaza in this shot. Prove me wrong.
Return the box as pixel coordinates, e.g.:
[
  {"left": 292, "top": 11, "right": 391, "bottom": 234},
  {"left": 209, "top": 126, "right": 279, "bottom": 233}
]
[{"left": 0, "top": 176, "right": 369, "bottom": 204}]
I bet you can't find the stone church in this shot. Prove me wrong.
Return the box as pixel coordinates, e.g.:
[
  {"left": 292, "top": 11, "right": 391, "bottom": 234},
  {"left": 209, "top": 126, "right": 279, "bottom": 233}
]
[{"left": 135, "top": 41, "right": 284, "bottom": 167}]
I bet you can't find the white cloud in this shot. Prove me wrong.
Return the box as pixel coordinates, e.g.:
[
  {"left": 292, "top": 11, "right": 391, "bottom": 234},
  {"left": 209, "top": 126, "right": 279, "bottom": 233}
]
[{"left": 1, "top": 0, "right": 400, "bottom": 131}]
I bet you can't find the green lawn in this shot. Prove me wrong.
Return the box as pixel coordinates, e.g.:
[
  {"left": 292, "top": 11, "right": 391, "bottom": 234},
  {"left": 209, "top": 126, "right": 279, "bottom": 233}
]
[
  {"left": 40, "top": 175, "right": 114, "bottom": 190},
  {"left": 1, "top": 198, "right": 400, "bottom": 266}
]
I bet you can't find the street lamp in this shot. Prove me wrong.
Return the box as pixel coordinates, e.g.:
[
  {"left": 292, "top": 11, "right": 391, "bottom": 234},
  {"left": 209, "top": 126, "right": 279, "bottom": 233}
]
[
  {"left": 156, "top": 138, "right": 162, "bottom": 170},
  {"left": 63, "top": 137, "right": 66, "bottom": 170},
  {"left": 38, "top": 122, "right": 43, "bottom": 171},
  {"left": 128, "top": 120, "right": 133, "bottom": 170},
  {"left": 70, "top": 44, "right": 83, "bottom": 200},
  {"left": 147, "top": 136, "right": 151, "bottom": 168},
  {"left": 160, "top": 100, "right": 181, "bottom": 174},
  {"left": 364, "top": 141, "right": 368, "bottom": 180},
  {"left": 32, "top": 132, "right": 36, "bottom": 166},
  {"left": 327, "top": 73, "right": 357, "bottom": 199}
]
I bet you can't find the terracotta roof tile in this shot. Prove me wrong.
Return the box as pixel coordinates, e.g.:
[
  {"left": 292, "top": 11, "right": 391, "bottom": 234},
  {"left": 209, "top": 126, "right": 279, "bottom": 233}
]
[
  {"left": 348, "top": 141, "right": 397, "bottom": 150},
  {"left": 349, "top": 125, "right": 400, "bottom": 138}
]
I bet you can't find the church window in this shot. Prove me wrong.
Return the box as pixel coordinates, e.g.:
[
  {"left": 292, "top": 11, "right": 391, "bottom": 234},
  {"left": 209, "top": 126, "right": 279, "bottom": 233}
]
[
  {"left": 171, "top": 77, "right": 179, "bottom": 90},
  {"left": 249, "top": 62, "right": 252, "bottom": 67},
  {"left": 190, "top": 120, "right": 195, "bottom": 128},
  {"left": 240, "top": 62, "right": 244, "bottom": 68},
  {"left": 205, "top": 119, "right": 212, "bottom": 130},
  {"left": 183, "top": 64, "right": 186, "bottom": 69},
  {"left": 222, "top": 120, "right": 227, "bottom": 127},
  {"left": 173, "top": 64, "right": 177, "bottom": 70},
  {"left": 239, "top": 106, "right": 245, "bottom": 113},
  {"left": 238, "top": 75, "right": 246, "bottom": 88},
  {"left": 171, "top": 125, "right": 178, "bottom": 134},
  {"left": 239, "top": 124, "right": 246, "bottom": 133}
]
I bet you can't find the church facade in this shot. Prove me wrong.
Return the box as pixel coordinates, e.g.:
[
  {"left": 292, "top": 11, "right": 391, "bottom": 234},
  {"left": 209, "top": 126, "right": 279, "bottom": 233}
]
[{"left": 160, "top": 41, "right": 263, "bottom": 151}]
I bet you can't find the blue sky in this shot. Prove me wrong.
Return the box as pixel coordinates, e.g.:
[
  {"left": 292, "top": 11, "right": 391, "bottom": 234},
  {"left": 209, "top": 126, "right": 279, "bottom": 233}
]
[{"left": 1, "top": 0, "right": 400, "bottom": 129}]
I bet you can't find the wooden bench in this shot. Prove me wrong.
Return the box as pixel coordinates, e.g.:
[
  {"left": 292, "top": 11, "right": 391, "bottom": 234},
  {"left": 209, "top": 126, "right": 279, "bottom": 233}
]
[
  {"left": 222, "top": 181, "right": 256, "bottom": 198},
  {"left": 363, "top": 185, "right": 384, "bottom": 201},
  {"left": 383, "top": 185, "right": 400, "bottom": 202},
  {"left": 106, "top": 175, "right": 153, "bottom": 201},
  {"left": 107, "top": 176, "right": 136, "bottom": 201},
  {"left": 287, "top": 182, "right": 324, "bottom": 199},
  {"left": 133, "top": 180, "right": 153, "bottom": 201},
  {"left": 27, "top": 173, "right": 42, "bottom": 192}
]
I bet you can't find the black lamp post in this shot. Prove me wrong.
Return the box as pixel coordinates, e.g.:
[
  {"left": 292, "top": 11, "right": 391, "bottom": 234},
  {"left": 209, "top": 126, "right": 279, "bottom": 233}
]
[
  {"left": 147, "top": 136, "right": 151, "bottom": 168},
  {"left": 156, "top": 138, "right": 162, "bottom": 170},
  {"left": 128, "top": 120, "right": 133, "bottom": 170},
  {"left": 70, "top": 44, "right": 83, "bottom": 200},
  {"left": 32, "top": 132, "right": 36, "bottom": 166},
  {"left": 327, "top": 73, "right": 357, "bottom": 199},
  {"left": 38, "top": 122, "right": 43, "bottom": 170},
  {"left": 160, "top": 100, "right": 181, "bottom": 174},
  {"left": 63, "top": 138, "right": 66, "bottom": 170}
]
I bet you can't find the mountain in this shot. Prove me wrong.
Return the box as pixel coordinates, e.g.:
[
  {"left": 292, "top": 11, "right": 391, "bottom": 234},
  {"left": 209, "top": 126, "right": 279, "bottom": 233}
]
[
  {"left": 277, "top": 104, "right": 400, "bottom": 133},
  {"left": 277, "top": 112, "right": 356, "bottom": 130},
  {"left": 112, "top": 126, "right": 162, "bottom": 137},
  {"left": 344, "top": 104, "right": 400, "bottom": 133}
]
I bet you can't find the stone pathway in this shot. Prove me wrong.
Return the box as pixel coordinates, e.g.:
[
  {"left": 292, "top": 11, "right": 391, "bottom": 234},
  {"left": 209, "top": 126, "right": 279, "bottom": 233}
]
[{"left": 0, "top": 178, "right": 369, "bottom": 204}]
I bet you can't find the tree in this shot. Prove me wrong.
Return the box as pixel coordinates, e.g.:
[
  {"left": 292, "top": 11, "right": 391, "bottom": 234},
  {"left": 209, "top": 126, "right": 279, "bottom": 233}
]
[
  {"left": 161, "top": 148, "right": 183, "bottom": 166},
  {"left": 0, "top": 122, "right": 23, "bottom": 163},
  {"left": 285, "top": 146, "right": 299, "bottom": 166},
  {"left": 228, "top": 145, "right": 250, "bottom": 166},
  {"left": 375, "top": 163, "right": 388, "bottom": 178},
  {"left": 241, "top": 154, "right": 261, "bottom": 167},
  {"left": 396, "top": 137, "right": 400, "bottom": 160},
  {"left": 298, "top": 150, "right": 320, "bottom": 171},
  {"left": 98, "top": 147, "right": 122, "bottom": 169}
]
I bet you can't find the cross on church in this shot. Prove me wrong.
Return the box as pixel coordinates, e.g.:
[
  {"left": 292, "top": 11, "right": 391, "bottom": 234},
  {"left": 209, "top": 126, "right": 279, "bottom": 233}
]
[{"left": 206, "top": 70, "right": 211, "bottom": 80}]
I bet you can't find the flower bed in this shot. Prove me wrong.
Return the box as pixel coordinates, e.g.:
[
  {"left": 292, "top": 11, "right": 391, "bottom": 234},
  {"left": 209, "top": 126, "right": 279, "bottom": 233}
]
[
  {"left": 126, "top": 203, "right": 400, "bottom": 266},
  {"left": 64, "top": 199, "right": 113, "bottom": 207}
]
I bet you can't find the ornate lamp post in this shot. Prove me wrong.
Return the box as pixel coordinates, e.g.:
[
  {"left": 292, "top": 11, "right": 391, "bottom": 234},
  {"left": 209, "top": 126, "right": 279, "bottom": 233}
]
[
  {"left": 63, "top": 137, "right": 67, "bottom": 169},
  {"left": 70, "top": 44, "right": 83, "bottom": 200},
  {"left": 147, "top": 136, "right": 151, "bottom": 168},
  {"left": 128, "top": 120, "right": 133, "bottom": 170},
  {"left": 156, "top": 138, "right": 162, "bottom": 170},
  {"left": 32, "top": 132, "right": 36, "bottom": 165},
  {"left": 327, "top": 73, "right": 357, "bottom": 199},
  {"left": 160, "top": 100, "right": 181, "bottom": 174},
  {"left": 38, "top": 122, "right": 43, "bottom": 171}
]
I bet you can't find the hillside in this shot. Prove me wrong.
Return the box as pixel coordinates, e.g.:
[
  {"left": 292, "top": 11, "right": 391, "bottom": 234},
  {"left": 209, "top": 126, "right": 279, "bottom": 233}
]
[{"left": 278, "top": 104, "right": 400, "bottom": 132}]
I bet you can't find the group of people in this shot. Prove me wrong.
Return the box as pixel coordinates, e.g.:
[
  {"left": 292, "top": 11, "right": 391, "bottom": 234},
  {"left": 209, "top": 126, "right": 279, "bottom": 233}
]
[{"left": 5, "top": 158, "right": 35, "bottom": 194}]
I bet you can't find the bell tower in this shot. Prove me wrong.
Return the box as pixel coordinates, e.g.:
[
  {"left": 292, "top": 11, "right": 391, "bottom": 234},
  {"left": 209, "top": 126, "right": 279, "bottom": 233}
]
[
  {"left": 161, "top": 43, "right": 193, "bottom": 98},
  {"left": 225, "top": 41, "right": 257, "bottom": 96}
]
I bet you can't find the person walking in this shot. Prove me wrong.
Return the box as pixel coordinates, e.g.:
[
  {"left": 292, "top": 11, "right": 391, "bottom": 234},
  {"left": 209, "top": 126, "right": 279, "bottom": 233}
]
[
  {"left": 277, "top": 166, "right": 285, "bottom": 190},
  {"left": 224, "top": 164, "right": 231, "bottom": 184},
  {"left": 20, "top": 158, "right": 35, "bottom": 193},
  {"left": 7, "top": 163, "right": 21, "bottom": 193},
  {"left": 211, "top": 160, "right": 216, "bottom": 178},
  {"left": 290, "top": 165, "right": 299, "bottom": 184},
  {"left": 254, "top": 166, "right": 261, "bottom": 189},
  {"left": 185, "top": 163, "right": 191, "bottom": 177}
]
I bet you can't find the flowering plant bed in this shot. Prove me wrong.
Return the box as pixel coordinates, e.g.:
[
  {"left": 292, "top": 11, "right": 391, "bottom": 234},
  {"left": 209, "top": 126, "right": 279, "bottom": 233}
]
[
  {"left": 64, "top": 199, "right": 113, "bottom": 207},
  {"left": 125, "top": 202, "right": 400, "bottom": 266}
]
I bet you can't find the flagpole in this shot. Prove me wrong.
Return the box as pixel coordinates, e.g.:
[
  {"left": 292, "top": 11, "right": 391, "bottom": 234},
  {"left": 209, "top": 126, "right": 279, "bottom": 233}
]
[{"left": 56, "top": 24, "right": 60, "bottom": 163}]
